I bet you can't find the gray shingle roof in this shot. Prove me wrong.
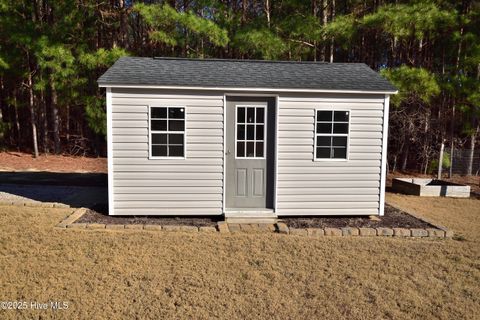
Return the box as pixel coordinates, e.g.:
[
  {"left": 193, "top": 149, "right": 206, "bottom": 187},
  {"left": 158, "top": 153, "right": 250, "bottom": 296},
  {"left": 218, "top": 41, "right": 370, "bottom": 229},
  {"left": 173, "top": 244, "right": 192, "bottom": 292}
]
[{"left": 98, "top": 57, "right": 397, "bottom": 92}]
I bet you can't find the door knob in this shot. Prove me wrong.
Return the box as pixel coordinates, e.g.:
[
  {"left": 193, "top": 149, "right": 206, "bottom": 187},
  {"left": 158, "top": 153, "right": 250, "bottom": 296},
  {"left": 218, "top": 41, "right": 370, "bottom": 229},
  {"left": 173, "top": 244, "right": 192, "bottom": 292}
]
[{"left": 226, "top": 149, "right": 231, "bottom": 155}]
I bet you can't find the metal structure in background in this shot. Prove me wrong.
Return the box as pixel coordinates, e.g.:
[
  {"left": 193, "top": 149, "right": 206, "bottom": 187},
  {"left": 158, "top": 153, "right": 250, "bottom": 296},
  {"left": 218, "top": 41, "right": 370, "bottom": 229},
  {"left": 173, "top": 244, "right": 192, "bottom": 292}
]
[{"left": 451, "top": 148, "right": 480, "bottom": 176}]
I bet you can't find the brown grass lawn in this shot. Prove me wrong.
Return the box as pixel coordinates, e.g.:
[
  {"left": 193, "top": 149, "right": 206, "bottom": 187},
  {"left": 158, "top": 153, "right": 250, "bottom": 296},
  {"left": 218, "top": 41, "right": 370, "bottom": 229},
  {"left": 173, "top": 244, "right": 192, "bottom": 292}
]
[{"left": 1, "top": 196, "right": 479, "bottom": 320}]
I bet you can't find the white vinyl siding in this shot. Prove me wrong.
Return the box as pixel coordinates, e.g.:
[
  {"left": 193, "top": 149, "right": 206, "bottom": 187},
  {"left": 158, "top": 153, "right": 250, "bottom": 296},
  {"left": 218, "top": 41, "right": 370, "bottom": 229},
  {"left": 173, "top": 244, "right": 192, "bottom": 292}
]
[
  {"left": 110, "top": 88, "right": 224, "bottom": 215},
  {"left": 276, "top": 93, "right": 385, "bottom": 216},
  {"left": 109, "top": 88, "right": 387, "bottom": 217}
]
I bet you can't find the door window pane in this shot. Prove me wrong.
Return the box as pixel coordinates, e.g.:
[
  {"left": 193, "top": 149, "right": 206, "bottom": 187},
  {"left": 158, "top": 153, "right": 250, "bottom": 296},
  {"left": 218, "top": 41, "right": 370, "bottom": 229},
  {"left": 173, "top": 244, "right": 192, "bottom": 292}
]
[
  {"left": 237, "top": 142, "right": 245, "bottom": 157},
  {"left": 237, "top": 125, "right": 245, "bottom": 140},
  {"left": 256, "top": 142, "right": 264, "bottom": 157},
  {"left": 246, "top": 142, "right": 255, "bottom": 157},
  {"left": 237, "top": 107, "right": 245, "bottom": 123},
  {"left": 256, "top": 125, "right": 264, "bottom": 140},
  {"left": 236, "top": 106, "right": 267, "bottom": 158},
  {"left": 256, "top": 108, "right": 265, "bottom": 123},
  {"left": 247, "top": 107, "right": 255, "bottom": 123},
  {"left": 247, "top": 124, "right": 255, "bottom": 140}
]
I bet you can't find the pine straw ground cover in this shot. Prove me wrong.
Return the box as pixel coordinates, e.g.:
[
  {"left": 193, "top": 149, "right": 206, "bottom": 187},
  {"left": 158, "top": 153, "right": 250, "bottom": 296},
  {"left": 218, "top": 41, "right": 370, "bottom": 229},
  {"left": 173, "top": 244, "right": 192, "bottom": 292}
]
[{"left": 0, "top": 194, "right": 479, "bottom": 319}]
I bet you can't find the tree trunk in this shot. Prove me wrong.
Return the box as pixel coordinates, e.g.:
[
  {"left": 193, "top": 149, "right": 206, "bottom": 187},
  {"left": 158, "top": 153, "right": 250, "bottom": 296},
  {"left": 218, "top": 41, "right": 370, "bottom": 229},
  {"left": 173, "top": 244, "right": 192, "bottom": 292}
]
[
  {"left": 312, "top": 0, "right": 318, "bottom": 61},
  {"left": 449, "top": 24, "right": 464, "bottom": 178},
  {"left": 13, "top": 89, "right": 20, "bottom": 150},
  {"left": 264, "top": 0, "right": 271, "bottom": 28},
  {"left": 27, "top": 71, "right": 39, "bottom": 158},
  {"left": 119, "top": 0, "right": 127, "bottom": 48},
  {"left": 449, "top": 104, "right": 455, "bottom": 178},
  {"left": 51, "top": 78, "right": 60, "bottom": 154},
  {"left": 41, "top": 83, "right": 48, "bottom": 154},
  {"left": 438, "top": 140, "right": 445, "bottom": 180},
  {"left": 401, "top": 139, "right": 410, "bottom": 171},
  {"left": 242, "top": 0, "right": 247, "bottom": 23},
  {"left": 320, "top": 0, "right": 327, "bottom": 62},
  {"left": 0, "top": 77, "right": 3, "bottom": 132},
  {"left": 467, "top": 125, "right": 478, "bottom": 175},
  {"left": 66, "top": 104, "right": 70, "bottom": 142},
  {"left": 329, "top": 0, "right": 335, "bottom": 63}
]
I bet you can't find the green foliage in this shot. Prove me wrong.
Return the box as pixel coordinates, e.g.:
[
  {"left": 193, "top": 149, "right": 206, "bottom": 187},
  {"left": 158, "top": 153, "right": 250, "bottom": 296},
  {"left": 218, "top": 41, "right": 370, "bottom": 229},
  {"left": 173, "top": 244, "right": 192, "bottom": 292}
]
[
  {"left": 323, "top": 14, "right": 357, "bottom": 46},
  {"left": 281, "top": 14, "right": 322, "bottom": 41},
  {"left": 429, "top": 151, "right": 451, "bottom": 173},
  {"left": 134, "top": 3, "right": 229, "bottom": 48},
  {"left": 234, "top": 28, "right": 287, "bottom": 60},
  {"left": 79, "top": 48, "right": 129, "bottom": 70},
  {"left": 381, "top": 66, "right": 440, "bottom": 106},
  {"left": 36, "top": 37, "right": 76, "bottom": 83},
  {"left": 362, "top": 2, "right": 456, "bottom": 40},
  {"left": 0, "top": 120, "right": 10, "bottom": 142},
  {"left": 84, "top": 96, "right": 107, "bottom": 137},
  {"left": 0, "top": 55, "right": 8, "bottom": 69}
]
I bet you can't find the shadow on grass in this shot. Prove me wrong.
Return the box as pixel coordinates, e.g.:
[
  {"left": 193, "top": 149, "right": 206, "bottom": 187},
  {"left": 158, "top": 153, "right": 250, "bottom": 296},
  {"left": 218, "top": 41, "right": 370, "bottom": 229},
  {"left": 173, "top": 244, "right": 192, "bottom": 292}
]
[{"left": 0, "top": 171, "right": 108, "bottom": 211}]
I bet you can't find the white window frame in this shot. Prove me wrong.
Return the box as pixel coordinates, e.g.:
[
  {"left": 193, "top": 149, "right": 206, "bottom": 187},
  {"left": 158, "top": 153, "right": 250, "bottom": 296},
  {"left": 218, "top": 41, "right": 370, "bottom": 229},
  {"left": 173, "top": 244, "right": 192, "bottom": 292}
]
[
  {"left": 234, "top": 104, "right": 267, "bottom": 160},
  {"left": 314, "top": 109, "right": 351, "bottom": 161},
  {"left": 148, "top": 105, "right": 187, "bottom": 160}
]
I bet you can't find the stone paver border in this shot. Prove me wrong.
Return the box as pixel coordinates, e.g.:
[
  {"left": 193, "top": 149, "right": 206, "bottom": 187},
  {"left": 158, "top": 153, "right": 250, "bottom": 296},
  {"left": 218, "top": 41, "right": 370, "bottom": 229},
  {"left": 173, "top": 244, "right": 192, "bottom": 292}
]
[{"left": 55, "top": 205, "right": 453, "bottom": 239}]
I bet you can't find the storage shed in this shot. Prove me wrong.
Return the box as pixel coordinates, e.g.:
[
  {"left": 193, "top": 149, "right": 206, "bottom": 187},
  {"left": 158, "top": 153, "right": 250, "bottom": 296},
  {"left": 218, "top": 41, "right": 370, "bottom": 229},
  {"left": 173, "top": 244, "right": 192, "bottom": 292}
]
[{"left": 98, "top": 57, "right": 397, "bottom": 220}]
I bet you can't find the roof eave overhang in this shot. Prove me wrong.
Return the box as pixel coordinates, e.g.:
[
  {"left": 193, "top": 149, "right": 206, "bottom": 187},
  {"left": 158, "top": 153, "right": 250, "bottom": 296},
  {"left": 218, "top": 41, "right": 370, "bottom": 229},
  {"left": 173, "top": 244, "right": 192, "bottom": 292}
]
[{"left": 98, "top": 83, "right": 398, "bottom": 95}]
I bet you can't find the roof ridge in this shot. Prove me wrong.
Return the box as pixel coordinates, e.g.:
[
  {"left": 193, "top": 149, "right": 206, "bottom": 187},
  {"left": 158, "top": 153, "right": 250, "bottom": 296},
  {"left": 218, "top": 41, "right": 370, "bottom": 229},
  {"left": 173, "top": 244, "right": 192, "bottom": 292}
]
[{"left": 147, "top": 56, "right": 364, "bottom": 65}]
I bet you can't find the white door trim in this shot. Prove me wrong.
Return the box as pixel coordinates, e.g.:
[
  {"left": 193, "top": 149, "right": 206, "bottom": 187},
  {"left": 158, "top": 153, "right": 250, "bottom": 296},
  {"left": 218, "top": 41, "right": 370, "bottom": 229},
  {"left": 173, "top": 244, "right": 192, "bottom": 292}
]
[{"left": 223, "top": 94, "right": 279, "bottom": 214}]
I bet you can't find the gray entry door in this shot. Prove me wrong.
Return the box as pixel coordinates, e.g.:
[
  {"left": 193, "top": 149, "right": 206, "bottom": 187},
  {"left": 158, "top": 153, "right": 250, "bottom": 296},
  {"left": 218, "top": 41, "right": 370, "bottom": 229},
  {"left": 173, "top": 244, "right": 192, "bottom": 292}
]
[{"left": 225, "top": 98, "right": 274, "bottom": 209}]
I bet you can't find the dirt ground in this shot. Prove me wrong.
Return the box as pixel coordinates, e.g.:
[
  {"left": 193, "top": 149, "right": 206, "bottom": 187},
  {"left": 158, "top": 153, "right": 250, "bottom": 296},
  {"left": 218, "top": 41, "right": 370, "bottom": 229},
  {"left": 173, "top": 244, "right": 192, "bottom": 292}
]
[
  {"left": 1, "top": 195, "right": 479, "bottom": 319},
  {"left": 0, "top": 152, "right": 107, "bottom": 173}
]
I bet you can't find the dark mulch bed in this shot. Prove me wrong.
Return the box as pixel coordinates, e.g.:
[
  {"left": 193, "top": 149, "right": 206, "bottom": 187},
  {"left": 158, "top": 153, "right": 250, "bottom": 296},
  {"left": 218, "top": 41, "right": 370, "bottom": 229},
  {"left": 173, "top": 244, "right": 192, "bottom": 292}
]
[
  {"left": 75, "top": 209, "right": 220, "bottom": 227},
  {"left": 281, "top": 204, "right": 434, "bottom": 229},
  {"left": 75, "top": 204, "right": 433, "bottom": 229}
]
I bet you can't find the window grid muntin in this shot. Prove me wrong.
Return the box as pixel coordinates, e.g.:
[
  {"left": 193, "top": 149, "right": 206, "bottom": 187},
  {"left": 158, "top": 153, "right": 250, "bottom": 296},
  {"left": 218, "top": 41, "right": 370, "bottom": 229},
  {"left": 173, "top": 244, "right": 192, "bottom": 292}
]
[
  {"left": 235, "top": 105, "right": 266, "bottom": 158},
  {"left": 315, "top": 110, "right": 350, "bottom": 160},
  {"left": 150, "top": 106, "right": 185, "bottom": 158}
]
